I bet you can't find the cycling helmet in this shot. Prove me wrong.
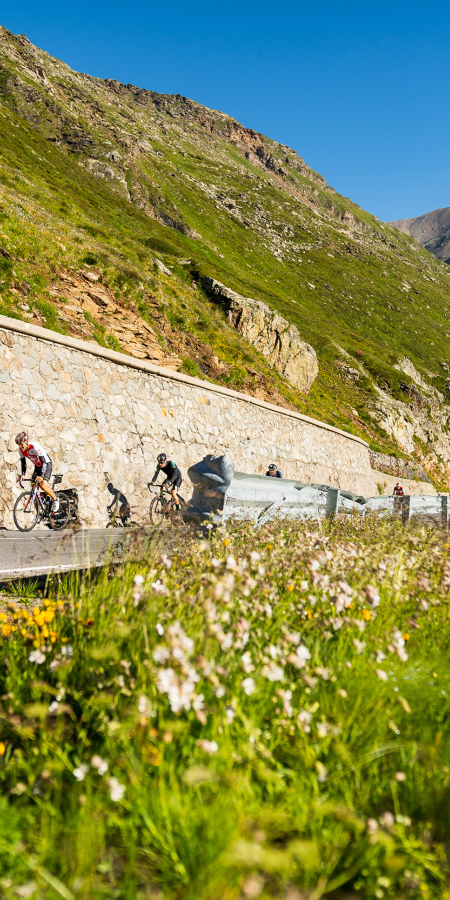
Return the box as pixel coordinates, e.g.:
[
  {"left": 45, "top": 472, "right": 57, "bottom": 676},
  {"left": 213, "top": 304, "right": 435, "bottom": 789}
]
[
  {"left": 157, "top": 453, "right": 167, "bottom": 463},
  {"left": 268, "top": 464, "right": 277, "bottom": 471},
  {"left": 15, "top": 432, "right": 28, "bottom": 445}
]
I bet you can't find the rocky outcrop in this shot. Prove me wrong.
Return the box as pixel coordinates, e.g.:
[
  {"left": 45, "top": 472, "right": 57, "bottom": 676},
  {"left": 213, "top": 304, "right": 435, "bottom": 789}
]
[
  {"left": 201, "top": 277, "right": 318, "bottom": 394},
  {"left": 369, "top": 451, "right": 431, "bottom": 484}
]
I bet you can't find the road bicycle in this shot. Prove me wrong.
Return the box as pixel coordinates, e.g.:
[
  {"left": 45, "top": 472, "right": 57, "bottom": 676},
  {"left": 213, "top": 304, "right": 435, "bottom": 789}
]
[
  {"left": 147, "top": 484, "right": 185, "bottom": 526},
  {"left": 13, "top": 475, "right": 71, "bottom": 532}
]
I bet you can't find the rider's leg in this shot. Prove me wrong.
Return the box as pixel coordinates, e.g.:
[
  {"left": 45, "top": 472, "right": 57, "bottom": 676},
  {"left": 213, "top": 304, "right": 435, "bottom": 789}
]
[
  {"left": 37, "top": 477, "right": 57, "bottom": 503},
  {"left": 170, "top": 486, "right": 181, "bottom": 510}
]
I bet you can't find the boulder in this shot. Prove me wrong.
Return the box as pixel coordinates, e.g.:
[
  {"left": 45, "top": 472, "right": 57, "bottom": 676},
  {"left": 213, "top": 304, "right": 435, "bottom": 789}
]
[{"left": 201, "top": 277, "right": 318, "bottom": 394}]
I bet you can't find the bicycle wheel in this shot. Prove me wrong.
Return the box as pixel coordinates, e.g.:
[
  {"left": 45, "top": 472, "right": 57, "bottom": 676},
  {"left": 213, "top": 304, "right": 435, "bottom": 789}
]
[
  {"left": 13, "top": 492, "right": 41, "bottom": 532},
  {"left": 150, "top": 496, "right": 165, "bottom": 525},
  {"left": 49, "top": 495, "right": 70, "bottom": 530}
]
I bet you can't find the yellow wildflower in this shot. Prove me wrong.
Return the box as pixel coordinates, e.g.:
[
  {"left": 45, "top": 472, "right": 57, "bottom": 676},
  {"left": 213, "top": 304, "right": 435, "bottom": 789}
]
[
  {"left": 32, "top": 607, "right": 40, "bottom": 617},
  {"left": 1, "top": 625, "right": 11, "bottom": 636},
  {"left": 0, "top": 613, "right": 7, "bottom": 622},
  {"left": 362, "top": 609, "right": 372, "bottom": 622},
  {"left": 0, "top": 743, "right": 5, "bottom": 756},
  {"left": 43, "top": 610, "right": 54, "bottom": 624},
  {"left": 34, "top": 613, "right": 45, "bottom": 628}
]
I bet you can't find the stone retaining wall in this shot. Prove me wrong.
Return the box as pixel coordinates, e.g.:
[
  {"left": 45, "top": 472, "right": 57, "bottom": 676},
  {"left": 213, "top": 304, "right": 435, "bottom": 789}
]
[{"left": 0, "top": 316, "right": 393, "bottom": 528}]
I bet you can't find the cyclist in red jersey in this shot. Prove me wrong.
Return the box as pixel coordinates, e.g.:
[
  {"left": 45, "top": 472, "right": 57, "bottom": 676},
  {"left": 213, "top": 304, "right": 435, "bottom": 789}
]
[{"left": 15, "top": 432, "right": 59, "bottom": 514}]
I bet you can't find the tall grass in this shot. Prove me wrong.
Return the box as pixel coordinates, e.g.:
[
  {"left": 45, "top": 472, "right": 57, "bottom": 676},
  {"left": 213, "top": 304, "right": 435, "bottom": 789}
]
[{"left": 1, "top": 517, "right": 450, "bottom": 898}]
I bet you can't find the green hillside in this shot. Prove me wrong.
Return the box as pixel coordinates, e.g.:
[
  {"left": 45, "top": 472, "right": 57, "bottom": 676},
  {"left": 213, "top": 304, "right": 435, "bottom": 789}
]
[{"left": 1, "top": 26, "right": 450, "bottom": 483}]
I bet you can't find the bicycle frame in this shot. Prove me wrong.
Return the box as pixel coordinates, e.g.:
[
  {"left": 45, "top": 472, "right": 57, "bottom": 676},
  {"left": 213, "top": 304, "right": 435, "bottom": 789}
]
[{"left": 23, "top": 480, "right": 50, "bottom": 519}]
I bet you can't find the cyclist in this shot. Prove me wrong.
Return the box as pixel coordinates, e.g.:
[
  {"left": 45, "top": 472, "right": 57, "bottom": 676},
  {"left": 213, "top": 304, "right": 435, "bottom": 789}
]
[
  {"left": 266, "top": 463, "right": 282, "bottom": 478},
  {"left": 149, "top": 453, "right": 182, "bottom": 511},
  {"left": 15, "top": 432, "right": 59, "bottom": 515},
  {"left": 106, "top": 482, "right": 131, "bottom": 524},
  {"left": 393, "top": 482, "right": 404, "bottom": 497}
]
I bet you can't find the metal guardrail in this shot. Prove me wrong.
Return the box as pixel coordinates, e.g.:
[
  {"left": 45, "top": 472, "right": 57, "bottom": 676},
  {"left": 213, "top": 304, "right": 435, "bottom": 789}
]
[{"left": 183, "top": 456, "right": 449, "bottom": 529}]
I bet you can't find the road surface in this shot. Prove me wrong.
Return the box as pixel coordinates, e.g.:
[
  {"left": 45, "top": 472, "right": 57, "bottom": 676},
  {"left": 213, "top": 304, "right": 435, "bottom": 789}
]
[{"left": 0, "top": 527, "right": 157, "bottom": 581}]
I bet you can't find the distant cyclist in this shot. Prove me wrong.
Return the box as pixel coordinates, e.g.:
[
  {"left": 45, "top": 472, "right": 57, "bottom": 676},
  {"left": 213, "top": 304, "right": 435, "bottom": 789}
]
[
  {"left": 15, "top": 432, "right": 59, "bottom": 515},
  {"left": 149, "top": 453, "right": 182, "bottom": 510},
  {"left": 266, "top": 463, "right": 282, "bottom": 478},
  {"left": 393, "top": 482, "right": 404, "bottom": 497}
]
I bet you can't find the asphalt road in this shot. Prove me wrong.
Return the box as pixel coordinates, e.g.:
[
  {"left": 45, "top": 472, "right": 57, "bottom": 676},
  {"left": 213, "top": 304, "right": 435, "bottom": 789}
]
[{"left": 0, "top": 527, "right": 157, "bottom": 581}]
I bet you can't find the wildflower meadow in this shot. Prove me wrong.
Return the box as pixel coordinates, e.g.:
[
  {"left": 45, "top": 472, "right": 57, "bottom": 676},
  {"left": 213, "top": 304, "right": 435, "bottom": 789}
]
[{"left": 1, "top": 516, "right": 450, "bottom": 899}]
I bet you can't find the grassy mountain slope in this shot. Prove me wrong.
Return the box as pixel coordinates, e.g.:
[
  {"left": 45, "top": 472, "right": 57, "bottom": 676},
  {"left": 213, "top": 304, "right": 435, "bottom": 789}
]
[{"left": 1, "top": 26, "right": 450, "bottom": 484}]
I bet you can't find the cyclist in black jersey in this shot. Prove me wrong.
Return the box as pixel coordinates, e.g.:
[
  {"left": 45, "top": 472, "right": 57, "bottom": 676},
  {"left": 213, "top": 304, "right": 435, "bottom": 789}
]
[{"left": 149, "top": 453, "right": 182, "bottom": 510}]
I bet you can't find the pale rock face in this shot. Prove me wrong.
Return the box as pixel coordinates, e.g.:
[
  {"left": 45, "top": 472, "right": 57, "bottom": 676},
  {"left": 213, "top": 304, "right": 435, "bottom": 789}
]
[{"left": 201, "top": 277, "right": 319, "bottom": 394}]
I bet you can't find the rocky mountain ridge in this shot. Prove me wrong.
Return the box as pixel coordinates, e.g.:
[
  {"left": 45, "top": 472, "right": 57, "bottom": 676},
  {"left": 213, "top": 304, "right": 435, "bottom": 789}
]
[
  {"left": 388, "top": 207, "right": 450, "bottom": 264},
  {"left": 2, "top": 26, "right": 450, "bottom": 486}
]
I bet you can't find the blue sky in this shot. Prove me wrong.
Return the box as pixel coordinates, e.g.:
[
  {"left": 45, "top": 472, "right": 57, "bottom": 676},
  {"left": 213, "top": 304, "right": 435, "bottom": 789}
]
[{"left": 3, "top": 1, "right": 450, "bottom": 221}]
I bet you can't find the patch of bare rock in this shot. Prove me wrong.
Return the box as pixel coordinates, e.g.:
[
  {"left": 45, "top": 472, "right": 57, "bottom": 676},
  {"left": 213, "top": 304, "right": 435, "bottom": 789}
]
[
  {"left": 201, "top": 276, "right": 318, "bottom": 394},
  {"left": 45, "top": 270, "right": 181, "bottom": 369}
]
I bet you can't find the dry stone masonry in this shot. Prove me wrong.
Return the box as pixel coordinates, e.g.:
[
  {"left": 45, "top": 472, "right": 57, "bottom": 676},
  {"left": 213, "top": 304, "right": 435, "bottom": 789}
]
[
  {"left": 201, "top": 277, "right": 319, "bottom": 394},
  {"left": 0, "top": 317, "right": 433, "bottom": 529}
]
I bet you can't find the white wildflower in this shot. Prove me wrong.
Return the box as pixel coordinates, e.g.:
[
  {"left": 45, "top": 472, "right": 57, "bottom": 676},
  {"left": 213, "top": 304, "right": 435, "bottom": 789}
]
[
  {"left": 133, "top": 574, "right": 145, "bottom": 585},
  {"left": 91, "top": 755, "right": 108, "bottom": 775},
  {"left": 28, "top": 650, "right": 45, "bottom": 665},
  {"left": 289, "top": 643, "right": 311, "bottom": 669},
  {"left": 192, "top": 693, "right": 205, "bottom": 711},
  {"left": 352, "top": 639, "right": 366, "bottom": 655},
  {"left": 156, "top": 623, "right": 164, "bottom": 636},
  {"left": 151, "top": 579, "right": 167, "bottom": 595},
  {"left": 241, "top": 651, "right": 254, "bottom": 673},
  {"left": 281, "top": 689, "right": 293, "bottom": 717},
  {"left": 220, "top": 633, "right": 233, "bottom": 651},
  {"left": 137, "top": 695, "right": 152, "bottom": 717},
  {"left": 197, "top": 739, "right": 218, "bottom": 754},
  {"left": 73, "top": 764, "right": 88, "bottom": 782},
  {"left": 262, "top": 663, "right": 284, "bottom": 682},
  {"left": 225, "top": 706, "right": 235, "bottom": 724},
  {"left": 108, "top": 776, "right": 125, "bottom": 801},
  {"left": 215, "top": 686, "right": 226, "bottom": 698},
  {"left": 153, "top": 645, "right": 170, "bottom": 664},
  {"left": 376, "top": 669, "right": 388, "bottom": 681},
  {"left": 316, "top": 721, "right": 329, "bottom": 739},
  {"left": 365, "top": 585, "right": 380, "bottom": 607},
  {"left": 242, "top": 677, "right": 256, "bottom": 696},
  {"left": 250, "top": 551, "right": 261, "bottom": 564}
]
